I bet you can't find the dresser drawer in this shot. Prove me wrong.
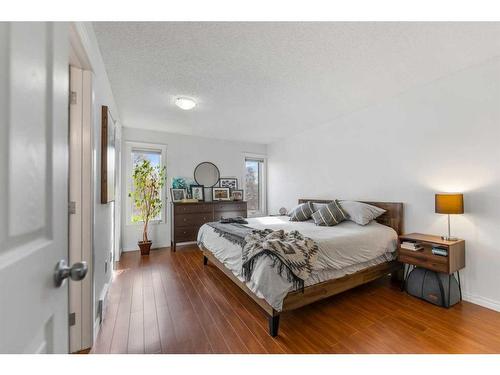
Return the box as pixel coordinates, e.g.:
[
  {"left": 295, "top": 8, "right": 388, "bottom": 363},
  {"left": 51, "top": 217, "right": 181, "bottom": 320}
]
[
  {"left": 214, "top": 210, "right": 247, "bottom": 221},
  {"left": 175, "top": 213, "right": 212, "bottom": 226},
  {"left": 174, "top": 204, "right": 213, "bottom": 214},
  {"left": 174, "top": 226, "right": 200, "bottom": 242},
  {"left": 213, "top": 202, "right": 247, "bottom": 212},
  {"left": 399, "top": 254, "right": 448, "bottom": 273}
]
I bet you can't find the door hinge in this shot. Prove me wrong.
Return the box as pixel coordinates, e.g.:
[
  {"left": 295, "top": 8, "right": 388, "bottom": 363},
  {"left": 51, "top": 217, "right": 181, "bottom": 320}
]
[
  {"left": 70, "top": 91, "right": 77, "bottom": 105},
  {"left": 69, "top": 201, "right": 76, "bottom": 215},
  {"left": 69, "top": 312, "right": 76, "bottom": 327}
]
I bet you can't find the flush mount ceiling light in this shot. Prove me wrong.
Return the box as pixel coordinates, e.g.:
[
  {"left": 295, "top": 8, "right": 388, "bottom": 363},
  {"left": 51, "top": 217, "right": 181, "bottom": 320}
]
[{"left": 175, "top": 97, "right": 196, "bottom": 110}]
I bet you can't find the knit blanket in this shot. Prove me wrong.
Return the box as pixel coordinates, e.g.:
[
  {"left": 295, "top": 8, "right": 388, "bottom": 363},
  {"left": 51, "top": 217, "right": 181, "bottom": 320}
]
[
  {"left": 206, "top": 222, "right": 319, "bottom": 291},
  {"left": 242, "top": 229, "right": 319, "bottom": 291}
]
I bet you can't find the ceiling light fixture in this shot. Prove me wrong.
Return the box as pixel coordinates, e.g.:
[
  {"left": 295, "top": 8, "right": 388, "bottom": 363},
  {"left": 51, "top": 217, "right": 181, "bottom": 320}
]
[{"left": 175, "top": 97, "right": 197, "bottom": 110}]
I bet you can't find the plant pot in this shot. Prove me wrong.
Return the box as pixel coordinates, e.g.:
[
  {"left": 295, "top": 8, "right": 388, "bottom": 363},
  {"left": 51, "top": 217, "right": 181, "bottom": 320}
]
[{"left": 138, "top": 240, "right": 152, "bottom": 256}]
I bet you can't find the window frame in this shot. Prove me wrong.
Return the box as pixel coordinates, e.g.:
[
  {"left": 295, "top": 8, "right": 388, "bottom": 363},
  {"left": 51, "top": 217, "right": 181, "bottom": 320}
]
[
  {"left": 243, "top": 153, "right": 267, "bottom": 217},
  {"left": 125, "top": 141, "right": 167, "bottom": 226}
]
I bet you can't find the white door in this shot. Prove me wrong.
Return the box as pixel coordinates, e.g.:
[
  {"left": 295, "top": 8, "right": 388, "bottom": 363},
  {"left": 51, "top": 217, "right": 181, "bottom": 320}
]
[{"left": 0, "top": 22, "right": 70, "bottom": 353}]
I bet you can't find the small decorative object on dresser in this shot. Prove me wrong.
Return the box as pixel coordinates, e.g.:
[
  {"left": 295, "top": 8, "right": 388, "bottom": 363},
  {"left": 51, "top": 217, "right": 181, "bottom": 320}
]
[
  {"left": 170, "top": 188, "right": 186, "bottom": 202},
  {"left": 219, "top": 177, "right": 238, "bottom": 190},
  {"left": 231, "top": 189, "right": 244, "bottom": 201},
  {"left": 398, "top": 233, "right": 465, "bottom": 307},
  {"left": 190, "top": 185, "right": 205, "bottom": 201},
  {"left": 213, "top": 187, "right": 230, "bottom": 201},
  {"left": 435, "top": 193, "right": 464, "bottom": 241},
  {"left": 170, "top": 201, "right": 247, "bottom": 251}
]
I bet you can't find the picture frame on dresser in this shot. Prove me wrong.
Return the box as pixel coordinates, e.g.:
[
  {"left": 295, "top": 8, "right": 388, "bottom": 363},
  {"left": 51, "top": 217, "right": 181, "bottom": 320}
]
[
  {"left": 213, "top": 187, "right": 231, "bottom": 201},
  {"left": 219, "top": 177, "right": 238, "bottom": 190},
  {"left": 190, "top": 185, "right": 205, "bottom": 201},
  {"left": 231, "top": 189, "right": 244, "bottom": 201},
  {"left": 170, "top": 188, "right": 186, "bottom": 202}
]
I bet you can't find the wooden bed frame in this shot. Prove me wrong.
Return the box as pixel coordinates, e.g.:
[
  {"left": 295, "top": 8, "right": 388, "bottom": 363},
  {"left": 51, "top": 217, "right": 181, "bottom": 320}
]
[{"left": 200, "top": 199, "right": 404, "bottom": 337}]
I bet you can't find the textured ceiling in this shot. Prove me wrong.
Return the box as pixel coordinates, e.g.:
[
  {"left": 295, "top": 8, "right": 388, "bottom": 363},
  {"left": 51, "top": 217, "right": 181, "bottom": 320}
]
[{"left": 93, "top": 22, "right": 500, "bottom": 144}]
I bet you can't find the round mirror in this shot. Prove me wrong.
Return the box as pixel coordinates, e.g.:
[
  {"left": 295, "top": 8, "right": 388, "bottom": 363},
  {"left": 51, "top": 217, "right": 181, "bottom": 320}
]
[{"left": 194, "top": 162, "right": 220, "bottom": 187}]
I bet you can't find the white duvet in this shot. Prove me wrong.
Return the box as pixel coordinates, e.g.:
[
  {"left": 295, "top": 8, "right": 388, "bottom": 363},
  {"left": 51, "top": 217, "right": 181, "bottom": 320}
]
[{"left": 197, "top": 216, "right": 398, "bottom": 311}]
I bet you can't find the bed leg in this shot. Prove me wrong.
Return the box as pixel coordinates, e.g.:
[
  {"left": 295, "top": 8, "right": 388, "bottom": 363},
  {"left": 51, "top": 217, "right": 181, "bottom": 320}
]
[
  {"left": 391, "top": 265, "right": 404, "bottom": 283},
  {"left": 268, "top": 314, "right": 280, "bottom": 337},
  {"left": 203, "top": 255, "right": 208, "bottom": 266}
]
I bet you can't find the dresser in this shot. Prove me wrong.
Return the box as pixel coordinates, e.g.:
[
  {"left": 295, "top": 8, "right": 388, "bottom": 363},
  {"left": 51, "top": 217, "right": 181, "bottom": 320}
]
[{"left": 170, "top": 201, "right": 247, "bottom": 251}]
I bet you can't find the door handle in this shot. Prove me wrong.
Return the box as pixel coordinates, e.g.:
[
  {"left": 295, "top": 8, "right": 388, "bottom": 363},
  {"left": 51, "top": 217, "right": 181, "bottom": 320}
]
[{"left": 54, "top": 260, "right": 88, "bottom": 287}]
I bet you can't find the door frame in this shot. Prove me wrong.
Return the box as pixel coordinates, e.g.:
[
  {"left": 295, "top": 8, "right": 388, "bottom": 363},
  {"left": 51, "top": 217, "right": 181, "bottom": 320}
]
[{"left": 68, "top": 24, "right": 94, "bottom": 353}]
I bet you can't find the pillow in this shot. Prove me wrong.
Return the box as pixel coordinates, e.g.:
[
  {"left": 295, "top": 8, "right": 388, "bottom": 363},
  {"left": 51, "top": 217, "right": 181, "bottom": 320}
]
[
  {"left": 339, "top": 200, "right": 386, "bottom": 225},
  {"left": 312, "top": 202, "right": 327, "bottom": 212},
  {"left": 289, "top": 202, "right": 314, "bottom": 221},
  {"left": 311, "top": 200, "right": 347, "bottom": 226}
]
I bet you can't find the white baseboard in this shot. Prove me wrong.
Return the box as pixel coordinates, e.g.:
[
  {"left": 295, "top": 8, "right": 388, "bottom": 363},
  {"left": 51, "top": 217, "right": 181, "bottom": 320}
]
[{"left": 463, "top": 292, "right": 500, "bottom": 312}]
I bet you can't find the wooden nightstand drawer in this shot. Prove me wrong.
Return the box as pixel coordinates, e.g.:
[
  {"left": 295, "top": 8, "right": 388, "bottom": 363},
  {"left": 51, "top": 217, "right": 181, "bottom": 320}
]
[
  {"left": 399, "top": 254, "right": 448, "bottom": 273},
  {"left": 398, "top": 232, "right": 465, "bottom": 275}
]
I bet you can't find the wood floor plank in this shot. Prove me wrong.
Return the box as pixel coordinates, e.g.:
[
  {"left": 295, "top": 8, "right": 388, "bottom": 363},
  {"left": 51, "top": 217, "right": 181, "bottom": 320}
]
[
  {"left": 142, "top": 263, "right": 161, "bottom": 354},
  {"left": 159, "top": 252, "right": 213, "bottom": 353},
  {"left": 170, "top": 251, "right": 232, "bottom": 353},
  {"left": 109, "top": 267, "right": 134, "bottom": 354},
  {"left": 151, "top": 261, "right": 180, "bottom": 353},
  {"left": 91, "top": 246, "right": 500, "bottom": 354},
  {"left": 177, "top": 251, "right": 259, "bottom": 353}
]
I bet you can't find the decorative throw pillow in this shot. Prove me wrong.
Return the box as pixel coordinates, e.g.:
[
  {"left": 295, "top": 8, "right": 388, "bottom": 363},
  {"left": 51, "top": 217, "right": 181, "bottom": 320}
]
[
  {"left": 338, "top": 200, "right": 386, "bottom": 225},
  {"left": 289, "top": 202, "right": 314, "bottom": 221},
  {"left": 311, "top": 200, "right": 347, "bottom": 226}
]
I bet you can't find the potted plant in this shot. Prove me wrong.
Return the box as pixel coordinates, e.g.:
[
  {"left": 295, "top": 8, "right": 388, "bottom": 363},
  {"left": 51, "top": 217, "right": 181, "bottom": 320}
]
[{"left": 129, "top": 159, "right": 166, "bottom": 255}]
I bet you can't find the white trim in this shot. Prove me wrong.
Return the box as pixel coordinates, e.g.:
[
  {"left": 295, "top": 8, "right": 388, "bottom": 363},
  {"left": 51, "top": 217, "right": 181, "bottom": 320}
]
[
  {"left": 68, "top": 37, "right": 94, "bottom": 354},
  {"left": 124, "top": 141, "right": 168, "bottom": 226},
  {"left": 463, "top": 292, "right": 500, "bottom": 312}
]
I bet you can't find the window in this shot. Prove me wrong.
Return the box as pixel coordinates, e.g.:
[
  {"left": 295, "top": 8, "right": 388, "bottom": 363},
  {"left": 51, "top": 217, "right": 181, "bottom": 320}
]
[
  {"left": 245, "top": 156, "right": 266, "bottom": 217},
  {"left": 131, "top": 148, "right": 162, "bottom": 222},
  {"left": 125, "top": 142, "right": 167, "bottom": 224}
]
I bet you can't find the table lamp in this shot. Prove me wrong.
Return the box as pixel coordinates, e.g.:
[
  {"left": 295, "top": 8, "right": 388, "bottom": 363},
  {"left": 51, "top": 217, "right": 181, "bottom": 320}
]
[{"left": 435, "top": 193, "right": 464, "bottom": 241}]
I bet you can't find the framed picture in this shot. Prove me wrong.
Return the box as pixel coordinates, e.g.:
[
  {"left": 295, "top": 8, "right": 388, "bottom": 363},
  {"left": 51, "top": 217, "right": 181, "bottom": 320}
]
[
  {"left": 101, "top": 105, "right": 116, "bottom": 203},
  {"left": 190, "top": 185, "right": 205, "bottom": 201},
  {"left": 219, "top": 177, "right": 238, "bottom": 190},
  {"left": 212, "top": 187, "right": 230, "bottom": 201},
  {"left": 170, "top": 188, "right": 186, "bottom": 202},
  {"left": 231, "top": 189, "right": 244, "bottom": 201},
  {"left": 172, "top": 176, "right": 196, "bottom": 197}
]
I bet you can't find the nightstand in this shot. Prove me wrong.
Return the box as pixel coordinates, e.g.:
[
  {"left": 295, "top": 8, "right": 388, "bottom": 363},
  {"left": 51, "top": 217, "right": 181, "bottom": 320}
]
[{"left": 398, "top": 233, "right": 465, "bottom": 301}]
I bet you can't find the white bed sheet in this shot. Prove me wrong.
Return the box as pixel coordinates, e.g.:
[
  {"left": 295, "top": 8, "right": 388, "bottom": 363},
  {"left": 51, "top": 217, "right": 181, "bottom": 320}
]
[{"left": 197, "top": 216, "right": 398, "bottom": 311}]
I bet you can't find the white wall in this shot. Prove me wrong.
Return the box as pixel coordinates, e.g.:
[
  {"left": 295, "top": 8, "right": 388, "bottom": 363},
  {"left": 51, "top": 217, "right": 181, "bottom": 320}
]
[
  {"left": 268, "top": 56, "right": 500, "bottom": 311},
  {"left": 121, "top": 127, "right": 266, "bottom": 251},
  {"left": 74, "top": 22, "right": 122, "bottom": 334}
]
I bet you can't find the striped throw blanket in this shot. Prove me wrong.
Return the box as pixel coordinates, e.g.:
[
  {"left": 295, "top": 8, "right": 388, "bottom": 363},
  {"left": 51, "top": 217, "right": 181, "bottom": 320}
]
[
  {"left": 206, "top": 222, "right": 319, "bottom": 291},
  {"left": 242, "top": 229, "right": 319, "bottom": 291}
]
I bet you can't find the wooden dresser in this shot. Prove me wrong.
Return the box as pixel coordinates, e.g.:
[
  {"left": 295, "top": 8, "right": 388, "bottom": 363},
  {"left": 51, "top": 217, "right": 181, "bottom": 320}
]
[{"left": 170, "top": 201, "right": 247, "bottom": 251}]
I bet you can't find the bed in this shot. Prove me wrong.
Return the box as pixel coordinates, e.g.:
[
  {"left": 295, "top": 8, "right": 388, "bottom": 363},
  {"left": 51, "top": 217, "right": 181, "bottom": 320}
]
[{"left": 197, "top": 199, "right": 404, "bottom": 337}]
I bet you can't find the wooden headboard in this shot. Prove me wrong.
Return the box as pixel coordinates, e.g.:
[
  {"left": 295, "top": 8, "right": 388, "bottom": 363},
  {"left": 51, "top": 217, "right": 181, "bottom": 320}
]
[{"left": 298, "top": 199, "right": 404, "bottom": 235}]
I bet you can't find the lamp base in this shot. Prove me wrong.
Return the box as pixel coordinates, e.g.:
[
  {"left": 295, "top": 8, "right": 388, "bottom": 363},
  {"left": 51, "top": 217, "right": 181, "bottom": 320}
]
[{"left": 441, "top": 235, "right": 459, "bottom": 241}]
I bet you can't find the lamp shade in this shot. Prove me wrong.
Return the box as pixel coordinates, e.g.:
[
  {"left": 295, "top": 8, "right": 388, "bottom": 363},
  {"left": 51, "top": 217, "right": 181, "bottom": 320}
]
[{"left": 435, "top": 193, "right": 464, "bottom": 214}]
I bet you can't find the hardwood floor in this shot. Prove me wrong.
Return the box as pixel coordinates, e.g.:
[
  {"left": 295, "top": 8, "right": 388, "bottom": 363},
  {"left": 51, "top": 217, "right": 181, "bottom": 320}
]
[{"left": 92, "top": 245, "right": 500, "bottom": 354}]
